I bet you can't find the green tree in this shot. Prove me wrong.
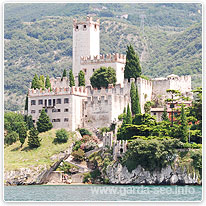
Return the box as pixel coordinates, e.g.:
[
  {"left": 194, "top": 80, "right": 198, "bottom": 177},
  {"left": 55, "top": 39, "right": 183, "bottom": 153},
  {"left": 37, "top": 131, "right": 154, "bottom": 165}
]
[
  {"left": 130, "top": 82, "right": 136, "bottom": 115},
  {"left": 4, "top": 131, "right": 19, "bottom": 145},
  {"left": 179, "top": 104, "right": 188, "bottom": 143},
  {"left": 28, "top": 127, "right": 41, "bottom": 148},
  {"left": 135, "top": 85, "right": 141, "bottom": 114},
  {"left": 78, "top": 70, "right": 85, "bottom": 86},
  {"left": 31, "top": 73, "right": 41, "bottom": 89},
  {"left": 124, "top": 45, "right": 141, "bottom": 80},
  {"left": 69, "top": 70, "right": 75, "bottom": 87},
  {"left": 126, "top": 104, "right": 132, "bottom": 124},
  {"left": 144, "top": 101, "right": 154, "bottom": 114},
  {"left": 90, "top": 66, "right": 116, "bottom": 89},
  {"left": 36, "top": 109, "right": 53, "bottom": 133},
  {"left": 24, "top": 115, "right": 34, "bottom": 130},
  {"left": 24, "top": 94, "right": 28, "bottom": 111},
  {"left": 17, "top": 122, "right": 27, "bottom": 147},
  {"left": 55, "top": 129, "right": 69, "bottom": 143},
  {"left": 39, "top": 75, "right": 45, "bottom": 90},
  {"left": 45, "top": 75, "right": 51, "bottom": 90},
  {"left": 161, "top": 107, "right": 169, "bottom": 121},
  {"left": 62, "top": 69, "right": 67, "bottom": 81}
]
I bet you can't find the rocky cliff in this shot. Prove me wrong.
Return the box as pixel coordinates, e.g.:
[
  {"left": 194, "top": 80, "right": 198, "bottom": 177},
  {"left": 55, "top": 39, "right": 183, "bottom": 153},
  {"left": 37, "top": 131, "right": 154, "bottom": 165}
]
[{"left": 106, "top": 162, "right": 201, "bottom": 185}]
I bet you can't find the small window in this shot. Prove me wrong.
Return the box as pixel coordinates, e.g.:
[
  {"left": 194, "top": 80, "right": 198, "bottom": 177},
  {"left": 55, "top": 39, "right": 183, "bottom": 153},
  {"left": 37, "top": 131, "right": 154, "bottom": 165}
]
[
  {"left": 39, "top": 110, "right": 41, "bottom": 113},
  {"left": 38, "top": 100, "right": 43, "bottom": 105},
  {"left": 64, "top": 108, "right": 69, "bottom": 112},
  {"left": 31, "top": 110, "right": 35, "bottom": 114},
  {"left": 94, "top": 24, "right": 97, "bottom": 29},
  {"left": 31, "top": 100, "right": 36, "bottom": 105},
  {"left": 83, "top": 68, "right": 87, "bottom": 74},
  {"left": 56, "top": 119, "right": 61, "bottom": 122},
  {"left": 154, "top": 112, "right": 156, "bottom": 115},
  {"left": 57, "top": 109, "right": 61, "bottom": 112},
  {"left": 64, "top": 98, "right": 69, "bottom": 104},
  {"left": 48, "top": 99, "right": 52, "bottom": 106},
  {"left": 93, "top": 68, "right": 95, "bottom": 72},
  {"left": 84, "top": 25, "right": 86, "bottom": 29},
  {"left": 52, "top": 109, "right": 55, "bottom": 112},
  {"left": 33, "top": 120, "right": 35, "bottom": 123},
  {"left": 64, "top": 118, "right": 69, "bottom": 122},
  {"left": 57, "top": 99, "right": 61, "bottom": 104},
  {"left": 45, "top": 109, "right": 47, "bottom": 113},
  {"left": 76, "top": 25, "right": 78, "bottom": 29}
]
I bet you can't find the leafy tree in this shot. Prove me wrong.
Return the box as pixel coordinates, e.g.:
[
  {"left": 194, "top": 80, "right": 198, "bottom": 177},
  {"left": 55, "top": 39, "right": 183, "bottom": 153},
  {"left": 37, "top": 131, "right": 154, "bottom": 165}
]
[
  {"left": 130, "top": 82, "right": 136, "bottom": 115},
  {"left": 144, "top": 101, "right": 154, "bottom": 114},
  {"left": 79, "top": 128, "right": 92, "bottom": 137},
  {"left": 135, "top": 85, "right": 141, "bottom": 114},
  {"left": 54, "top": 129, "right": 69, "bottom": 143},
  {"left": 17, "top": 122, "right": 27, "bottom": 147},
  {"left": 90, "top": 66, "right": 116, "bottom": 89},
  {"left": 36, "top": 109, "right": 53, "bottom": 133},
  {"left": 4, "top": 131, "right": 19, "bottom": 145},
  {"left": 161, "top": 106, "right": 169, "bottom": 121},
  {"left": 126, "top": 104, "right": 132, "bottom": 124},
  {"left": 24, "top": 94, "right": 28, "bottom": 111},
  {"left": 69, "top": 70, "right": 75, "bottom": 87},
  {"left": 31, "top": 73, "right": 41, "bottom": 89},
  {"left": 62, "top": 69, "right": 67, "bottom": 80},
  {"left": 179, "top": 104, "right": 188, "bottom": 143},
  {"left": 72, "top": 148, "right": 85, "bottom": 161},
  {"left": 28, "top": 127, "right": 41, "bottom": 148},
  {"left": 124, "top": 45, "right": 141, "bottom": 80},
  {"left": 45, "top": 75, "right": 51, "bottom": 90},
  {"left": 39, "top": 75, "right": 45, "bottom": 90},
  {"left": 78, "top": 70, "right": 85, "bottom": 86},
  {"left": 24, "top": 115, "right": 34, "bottom": 130}
]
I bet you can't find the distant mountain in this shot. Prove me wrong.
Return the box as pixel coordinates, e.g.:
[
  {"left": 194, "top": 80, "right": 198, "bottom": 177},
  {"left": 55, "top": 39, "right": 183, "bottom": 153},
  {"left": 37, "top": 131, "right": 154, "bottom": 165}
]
[{"left": 4, "top": 3, "right": 202, "bottom": 111}]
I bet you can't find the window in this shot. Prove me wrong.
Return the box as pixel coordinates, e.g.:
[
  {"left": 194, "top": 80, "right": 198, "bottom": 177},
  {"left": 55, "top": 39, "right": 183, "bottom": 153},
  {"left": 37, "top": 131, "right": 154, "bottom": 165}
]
[
  {"left": 52, "top": 109, "right": 55, "bottom": 113},
  {"left": 94, "top": 24, "right": 97, "bottom": 29},
  {"left": 64, "top": 108, "right": 69, "bottom": 112},
  {"left": 93, "top": 68, "right": 95, "bottom": 72},
  {"left": 57, "top": 109, "right": 61, "bottom": 112},
  {"left": 38, "top": 99, "right": 43, "bottom": 105},
  {"left": 31, "top": 100, "right": 36, "bottom": 105},
  {"left": 31, "top": 110, "right": 35, "bottom": 114},
  {"left": 64, "top": 98, "right": 69, "bottom": 104},
  {"left": 56, "top": 119, "right": 60, "bottom": 122},
  {"left": 52, "top": 109, "right": 61, "bottom": 112},
  {"left": 154, "top": 112, "right": 156, "bottom": 115},
  {"left": 76, "top": 25, "right": 78, "bottom": 29},
  {"left": 45, "top": 109, "right": 47, "bottom": 113},
  {"left": 39, "top": 110, "right": 41, "bottom": 113},
  {"left": 64, "top": 118, "right": 69, "bottom": 122},
  {"left": 57, "top": 99, "right": 61, "bottom": 104},
  {"left": 84, "top": 25, "right": 86, "bottom": 29},
  {"left": 83, "top": 68, "right": 87, "bottom": 74},
  {"left": 48, "top": 99, "right": 52, "bottom": 106},
  {"left": 33, "top": 120, "right": 35, "bottom": 123},
  {"left": 53, "top": 99, "right": 56, "bottom": 106},
  {"left": 45, "top": 99, "right": 47, "bottom": 107}
]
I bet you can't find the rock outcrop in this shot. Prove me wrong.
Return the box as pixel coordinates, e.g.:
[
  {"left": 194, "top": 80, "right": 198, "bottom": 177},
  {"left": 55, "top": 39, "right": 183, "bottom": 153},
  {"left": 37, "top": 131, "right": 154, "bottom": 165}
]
[{"left": 106, "top": 162, "right": 201, "bottom": 185}]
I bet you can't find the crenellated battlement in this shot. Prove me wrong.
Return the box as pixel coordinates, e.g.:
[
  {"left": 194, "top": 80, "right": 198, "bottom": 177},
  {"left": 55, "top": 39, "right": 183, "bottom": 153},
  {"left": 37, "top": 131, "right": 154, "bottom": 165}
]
[
  {"left": 28, "top": 86, "right": 87, "bottom": 97},
  {"left": 80, "top": 53, "right": 126, "bottom": 65},
  {"left": 73, "top": 16, "right": 100, "bottom": 30}
]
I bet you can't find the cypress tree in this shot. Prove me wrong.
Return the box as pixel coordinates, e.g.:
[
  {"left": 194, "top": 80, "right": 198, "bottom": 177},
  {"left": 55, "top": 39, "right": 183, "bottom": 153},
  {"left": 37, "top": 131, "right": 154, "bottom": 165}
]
[
  {"left": 62, "top": 69, "right": 67, "bottom": 80},
  {"left": 130, "top": 82, "right": 136, "bottom": 115},
  {"left": 126, "top": 104, "right": 132, "bottom": 124},
  {"left": 28, "top": 127, "right": 41, "bottom": 148},
  {"left": 45, "top": 75, "right": 51, "bottom": 90},
  {"left": 179, "top": 104, "right": 188, "bottom": 143},
  {"left": 36, "top": 109, "right": 53, "bottom": 133},
  {"left": 162, "top": 107, "right": 169, "bottom": 121},
  {"left": 135, "top": 85, "right": 141, "bottom": 114},
  {"left": 25, "top": 94, "right": 28, "bottom": 111},
  {"left": 31, "top": 74, "right": 41, "bottom": 89},
  {"left": 124, "top": 45, "right": 141, "bottom": 80},
  {"left": 123, "top": 107, "right": 126, "bottom": 114},
  {"left": 39, "top": 75, "right": 45, "bottom": 90},
  {"left": 69, "top": 70, "right": 75, "bottom": 87},
  {"left": 78, "top": 70, "right": 85, "bottom": 86},
  {"left": 17, "top": 122, "right": 27, "bottom": 147}
]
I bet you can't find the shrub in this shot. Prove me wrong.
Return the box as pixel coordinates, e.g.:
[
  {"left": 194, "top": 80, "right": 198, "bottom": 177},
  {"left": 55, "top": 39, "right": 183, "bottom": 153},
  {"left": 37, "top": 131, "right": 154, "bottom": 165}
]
[
  {"left": 79, "top": 128, "right": 92, "bottom": 137},
  {"left": 71, "top": 148, "right": 85, "bottom": 161},
  {"left": 55, "top": 129, "right": 69, "bottom": 143},
  {"left": 72, "top": 140, "right": 82, "bottom": 151},
  {"left": 4, "top": 131, "right": 19, "bottom": 145}
]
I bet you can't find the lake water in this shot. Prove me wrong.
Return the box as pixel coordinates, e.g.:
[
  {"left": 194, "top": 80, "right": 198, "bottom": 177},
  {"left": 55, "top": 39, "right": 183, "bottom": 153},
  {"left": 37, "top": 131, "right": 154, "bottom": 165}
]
[{"left": 4, "top": 185, "right": 202, "bottom": 201}]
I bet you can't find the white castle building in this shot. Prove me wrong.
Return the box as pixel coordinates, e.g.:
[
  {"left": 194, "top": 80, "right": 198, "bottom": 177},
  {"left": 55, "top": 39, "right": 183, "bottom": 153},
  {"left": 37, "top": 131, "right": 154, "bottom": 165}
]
[{"left": 28, "top": 16, "right": 192, "bottom": 131}]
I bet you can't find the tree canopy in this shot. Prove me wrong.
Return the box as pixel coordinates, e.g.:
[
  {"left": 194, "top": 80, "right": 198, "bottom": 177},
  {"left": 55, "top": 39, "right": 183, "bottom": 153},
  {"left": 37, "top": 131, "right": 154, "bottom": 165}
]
[
  {"left": 78, "top": 70, "right": 85, "bottom": 86},
  {"left": 69, "top": 70, "right": 75, "bottom": 87}
]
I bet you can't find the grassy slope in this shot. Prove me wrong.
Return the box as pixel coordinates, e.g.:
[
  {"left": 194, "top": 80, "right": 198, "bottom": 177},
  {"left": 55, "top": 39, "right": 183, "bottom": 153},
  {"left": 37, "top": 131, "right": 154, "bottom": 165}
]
[{"left": 4, "top": 129, "right": 76, "bottom": 171}]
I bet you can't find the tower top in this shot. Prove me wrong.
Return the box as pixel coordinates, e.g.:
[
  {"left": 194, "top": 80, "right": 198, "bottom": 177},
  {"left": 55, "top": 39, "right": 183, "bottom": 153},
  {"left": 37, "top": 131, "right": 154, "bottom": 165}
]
[{"left": 73, "top": 16, "right": 100, "bottom": 28}]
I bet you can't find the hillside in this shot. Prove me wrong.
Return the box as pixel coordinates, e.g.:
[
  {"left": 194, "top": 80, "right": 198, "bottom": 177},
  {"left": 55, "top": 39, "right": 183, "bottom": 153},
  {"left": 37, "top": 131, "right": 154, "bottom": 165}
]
[{"left": 4, "top": 3, "right": 202, "bottom": 111}]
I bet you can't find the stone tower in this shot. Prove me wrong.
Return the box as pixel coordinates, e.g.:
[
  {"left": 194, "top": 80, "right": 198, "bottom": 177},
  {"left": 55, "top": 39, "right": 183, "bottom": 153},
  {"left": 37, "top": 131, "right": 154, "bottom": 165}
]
[{"left": 72, "top": 16, "right": 100, "bottom": 80}]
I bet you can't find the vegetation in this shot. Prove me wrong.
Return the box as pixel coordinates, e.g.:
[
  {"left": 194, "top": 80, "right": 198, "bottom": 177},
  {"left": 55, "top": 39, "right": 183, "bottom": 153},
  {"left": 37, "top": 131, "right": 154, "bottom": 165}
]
[
  {"left": 28, "top": 127, "right": 41, "bottom": 148},
  {"left": 54, "top": 128, "right": 69, "bottom": 143},
  {"left": 61, "top": 69, "right": 67, "bottom": 80},
  {"left": 31, "top": 74, "right": 41, "bottom": 89},
  {"left": 90, "top": 66, "right": 116, "bottom": 89},
  {"left": 71, "top": 148, "right": 85, "bottom": 162},
  {"left": 124, "top": 45, "right": 141, "bottom": 80},
  {"left": 36, "top": 109, "right": 53, "bottom": 133},
  {"left": 69, "top": 70, "right": 75, "bottom": 87},
  {"left": 4, "top": 131, "right": 19, "bottom": 146},
  {"left": 79, "top": 128, "right": 92, "bottom": 137},
  {"left": 78, "top": 70, "right": 85, "bottom": 86},
  {"left": 58, "top": 161, "right": 78, "bottom": 174},
  {"left": 4, "top": 129, "right": 76, "bottom": 171},
  {"left": 45, "top": 75, "right": 51, "bottom": 90},
  {"left": 125, "top": 104, "right": 132, "bottom": 124}
]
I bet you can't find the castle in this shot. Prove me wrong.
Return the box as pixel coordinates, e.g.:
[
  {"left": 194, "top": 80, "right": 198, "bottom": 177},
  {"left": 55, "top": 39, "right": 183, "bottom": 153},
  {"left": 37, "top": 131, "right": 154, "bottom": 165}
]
[{"left": 28, "top": 16, "right": 192, "bottom": 131}]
